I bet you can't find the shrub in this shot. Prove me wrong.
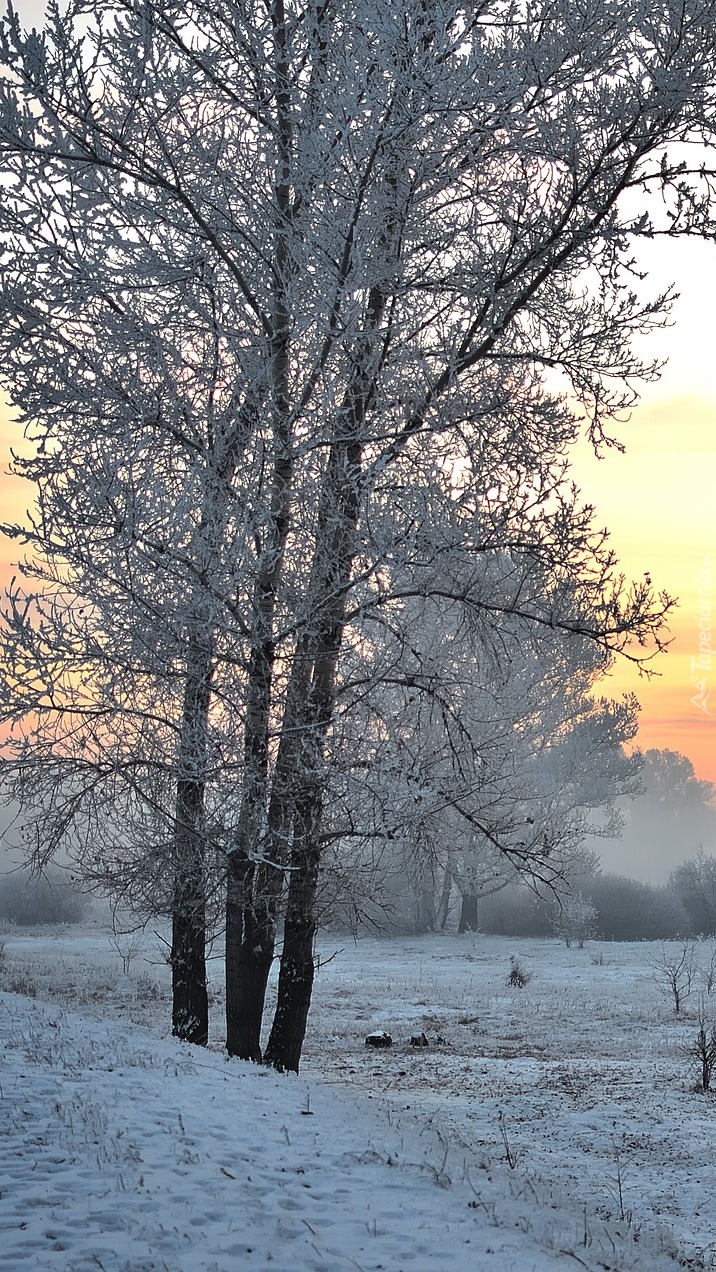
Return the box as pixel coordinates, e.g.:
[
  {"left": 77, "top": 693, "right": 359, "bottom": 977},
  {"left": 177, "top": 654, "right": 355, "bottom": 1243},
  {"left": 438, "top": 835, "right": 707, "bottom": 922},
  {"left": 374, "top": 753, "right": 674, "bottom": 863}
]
[
  {"left": 477, "top": 873, "right": 694, "bottom": 942},
  {"left": 0, "top": 867, "right": 90, "bottom": 926},
  {"left": 507, "top": 955, "right": 531, "bottom": 987},
  {"left": 670, "top": 851, "right": 716, "bottom": 937},
  {"left": 588, "top": 874, "right": 691, "bottom": 941},
  {"left": 703, "top": 946, "right": 716, "bottom": 995},
  {"left": 4, "top": 971, "right": 38, "bottom": 997},
  {"left": 477, "top": 884, "right": 553, "bottom": 936},
  {"left": 551, "top": 892, "right": 597, "bottom": 948}
]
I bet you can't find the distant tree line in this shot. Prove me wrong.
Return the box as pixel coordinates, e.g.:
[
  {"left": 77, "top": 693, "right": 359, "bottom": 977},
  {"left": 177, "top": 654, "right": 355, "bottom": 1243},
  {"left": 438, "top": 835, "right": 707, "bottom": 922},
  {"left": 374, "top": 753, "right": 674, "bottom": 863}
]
[
  {"left": 470, "top": 851, "right": 716, "bottom": 942},
  {"left": 318, "top": 750, "right": 716, "bottom": 942},
  {"left": 3, "top": 849, "right": 715, "bottom": 945},
  {"left": 0, "top": 866, "right": 89, "bottom": 927}
]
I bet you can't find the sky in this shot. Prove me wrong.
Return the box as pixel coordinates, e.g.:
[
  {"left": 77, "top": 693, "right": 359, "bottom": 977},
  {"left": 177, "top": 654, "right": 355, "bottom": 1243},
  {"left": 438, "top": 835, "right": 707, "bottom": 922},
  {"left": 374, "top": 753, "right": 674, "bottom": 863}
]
[{"left": 569, "top": 236, "right": 716, "bottom": 787}]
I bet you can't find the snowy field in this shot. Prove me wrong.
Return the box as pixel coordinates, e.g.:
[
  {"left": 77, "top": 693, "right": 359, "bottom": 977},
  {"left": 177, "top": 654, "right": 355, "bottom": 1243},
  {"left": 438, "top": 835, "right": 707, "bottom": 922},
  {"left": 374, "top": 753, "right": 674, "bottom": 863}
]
[{"left": 1, "top": 922, "right": 715, "bottom": 1271}]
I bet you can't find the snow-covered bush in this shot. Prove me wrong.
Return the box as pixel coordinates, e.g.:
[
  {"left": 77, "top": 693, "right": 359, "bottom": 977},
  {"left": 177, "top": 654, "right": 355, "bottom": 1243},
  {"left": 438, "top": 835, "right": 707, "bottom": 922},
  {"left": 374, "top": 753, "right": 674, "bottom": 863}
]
[
  {"left": 479, "top": 874, "right": 692, "bottom": 941},
  {"left": 109, "top": 925, "right": 145, "bottom": 975},
  {"left": 3, "top": 969, "right": 38, "bottom": 997},
  {"left": 475, "top": 885, "right": 553, "bottom": 937},
  {"left": 507, "top": 956, "right": 532, "bottom": 988},
  {"left": 670, "top": 851, "right": 716, "bottom": 937},
  {"left": 702, "top": 946, "right": 716, "bottom": 995},
  {"left": 551, "top": 893, "right": 597, "bottom": 948},
  {"left": 586, "top": 874, "right": 691, "bottom": 941}
]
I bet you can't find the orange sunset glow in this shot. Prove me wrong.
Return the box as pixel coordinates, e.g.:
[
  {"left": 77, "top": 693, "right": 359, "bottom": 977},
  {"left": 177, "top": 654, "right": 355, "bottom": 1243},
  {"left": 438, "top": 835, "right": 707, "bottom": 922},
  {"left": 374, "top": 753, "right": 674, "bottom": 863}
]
[
  {"left": 0, "top": 404, "right": 33, "bottom": 574},
  {"left": 573, "top": 396, "right": 716, "bottom": 784}
]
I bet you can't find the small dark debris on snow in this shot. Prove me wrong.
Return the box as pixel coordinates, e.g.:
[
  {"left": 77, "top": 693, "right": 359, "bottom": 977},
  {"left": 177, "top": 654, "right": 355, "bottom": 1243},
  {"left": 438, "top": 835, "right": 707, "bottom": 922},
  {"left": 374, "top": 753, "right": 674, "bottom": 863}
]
[
  {"left": 410, "top": 1032, "right": 429, "bottom": 1048},
  {"left": 365, "top": 1030, "right": 392, "bottom": 1048}
]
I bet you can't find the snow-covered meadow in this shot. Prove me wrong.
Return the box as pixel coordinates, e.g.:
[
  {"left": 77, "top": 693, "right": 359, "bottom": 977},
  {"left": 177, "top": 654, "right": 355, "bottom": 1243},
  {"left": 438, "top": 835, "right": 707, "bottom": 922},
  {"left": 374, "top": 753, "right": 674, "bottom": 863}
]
[{"left": 1, "top": 922, "right": 715, "bottom": 1271}]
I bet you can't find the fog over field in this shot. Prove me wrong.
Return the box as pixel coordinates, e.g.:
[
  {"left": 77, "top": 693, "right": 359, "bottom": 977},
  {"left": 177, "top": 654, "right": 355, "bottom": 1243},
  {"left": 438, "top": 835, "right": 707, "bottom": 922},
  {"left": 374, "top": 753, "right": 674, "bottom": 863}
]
[{"left": 596, "top": 823, "right": 714, "bottom": 885}]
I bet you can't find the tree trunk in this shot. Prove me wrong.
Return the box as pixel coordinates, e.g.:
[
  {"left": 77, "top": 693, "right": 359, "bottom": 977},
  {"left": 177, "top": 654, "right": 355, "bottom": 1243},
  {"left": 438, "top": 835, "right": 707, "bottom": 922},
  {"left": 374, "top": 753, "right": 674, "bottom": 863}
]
[
  {"left": 230, "top": 891, "right": 278, "bottom": 1060},
  {"left": 171, "top": 759, "right": 209, "bottom": 1044},
  {"left": 170, "top": 614, "right": 215, "bottom": 1043},
  {"left": 262, "top": 258, "right": 389, "bottom": 1071},
  {"left": 415, "top": 884, "right": 436, "bottom": 933},
  {"left": 225, "top": 635, "right": 306, "bottom": 1059},
  {"left": 225, "top": 849, "right": 254, "bottom": 1055},
  {"left": 263, "top": 792, "right": 322, "bottom": 1072},
  {"left": 229, "top": 741, "right": 298, "bottom": 1060},
  {"left": 262, "top": 442, "right": 363, "bottom": 1069},
  {"left": 170, "top": 427, "right": 241, "bottom": 1043},
  {"left": 172, "top": 849, "right": 208, "bottom": 1045},
  {"left": 223, "top": 0, "right": 297, "bottom": 1058},
  {"left": 458, "top": 891, "right": 479, "bottom": 933},
  {"left": 437, "top": 864, "right": 453, "bottom": 930}
]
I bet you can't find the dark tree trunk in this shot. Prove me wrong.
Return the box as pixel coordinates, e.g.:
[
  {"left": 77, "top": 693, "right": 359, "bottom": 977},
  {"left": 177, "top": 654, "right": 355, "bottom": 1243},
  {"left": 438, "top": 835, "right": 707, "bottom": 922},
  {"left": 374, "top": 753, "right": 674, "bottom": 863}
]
[
  {"left": 225, "top": 849, "right": 254, "bottom": 1056},
  {"left": 223, "top": 486, "right": 292, "bottom": 1060},
  {"left": 170, "top": 438, "right": 242, "bottom": 1045},
  {"left": 262, "top": 275, "right": 388, "bottom": 1072},
  {"left": 437, "top": 865, "right": 453, "bottom": 930},
  {"left": 262, "top": 510, "right": 357, "bottom": 1070},
  {"left": 262, "top": 470, "right": 359, "bottom": 1070},
  {"left": 172, "top": 897, "right": 208, "bottom": 1044},
  {"left": 223, "top": 22, "right": 296, "bottom": 1055},
  {"left": 263, "top": 793, "right": 322, "bottom": 1073},
  {"left": 415, "top": 885, "right": 436, "bottom": 933},
  {"left": 171, "top": 628, "right": 213, "bottom": 1045},
  {"left": 231, "top": 892, "right": 278, "bottom": 1060},
  {"left": 458, "top": 891, "right": 479, "bottom": 933},
  {"left": 172, "top": 778, "right": 209, "bottom": 1045},
  {"left": 226, "top": 651, "right": 305, "bottom": 1060}
]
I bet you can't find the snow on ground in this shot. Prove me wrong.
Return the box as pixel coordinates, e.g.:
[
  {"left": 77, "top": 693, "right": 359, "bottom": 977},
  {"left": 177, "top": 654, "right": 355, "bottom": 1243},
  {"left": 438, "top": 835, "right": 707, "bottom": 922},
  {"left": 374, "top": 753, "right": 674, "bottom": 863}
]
[
  {"left": 1, "top": 993, "right": 649, "bottom": 1272},
  {"left": 1, "top": 923, "right": 715, "bottom": 1270}
]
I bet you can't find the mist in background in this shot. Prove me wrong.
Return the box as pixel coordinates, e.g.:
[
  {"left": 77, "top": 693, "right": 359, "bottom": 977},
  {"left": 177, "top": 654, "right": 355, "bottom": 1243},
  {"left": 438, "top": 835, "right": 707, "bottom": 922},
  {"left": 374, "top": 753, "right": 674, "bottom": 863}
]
[{"left": 592, "top": 748, "right": 716, "bottom": 884}]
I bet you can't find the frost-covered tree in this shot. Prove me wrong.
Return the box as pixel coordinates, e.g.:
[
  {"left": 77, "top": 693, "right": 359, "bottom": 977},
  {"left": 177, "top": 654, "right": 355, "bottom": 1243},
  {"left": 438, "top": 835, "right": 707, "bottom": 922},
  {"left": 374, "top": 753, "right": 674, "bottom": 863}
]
[
  {"left": 0, "top": 265, "right": 251, "bottom": 1043},
  {"left": 551, "top": 891, "right": 599, "bottom": 948},
  {"left": 2, "top": 0, "right": 716, "bottom": 1069},
  {"left": 671, "top": 850, "right": 716, "bottom": 936},
  {"left": 327, "top": 567, "right": 639, "bottom": 936}
]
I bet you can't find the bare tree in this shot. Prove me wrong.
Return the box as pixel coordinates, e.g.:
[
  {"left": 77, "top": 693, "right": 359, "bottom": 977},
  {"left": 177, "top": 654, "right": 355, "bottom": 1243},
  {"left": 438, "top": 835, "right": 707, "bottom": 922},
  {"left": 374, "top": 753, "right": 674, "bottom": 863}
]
[
  {"left": 616, "top": 751, "right": 716, "bottom": 884},
  {"left": 332, "top": 572, "right": 639, "bottom": 937},
  {"left": 651, "top": 941, "right": 699, "bottom": 1014},
  {"left": 683, "top": 1006, "right": 716, "bottom": 1091},
  {"left": 0, "top": 162, "right": 253, "bottom": 1042}
]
